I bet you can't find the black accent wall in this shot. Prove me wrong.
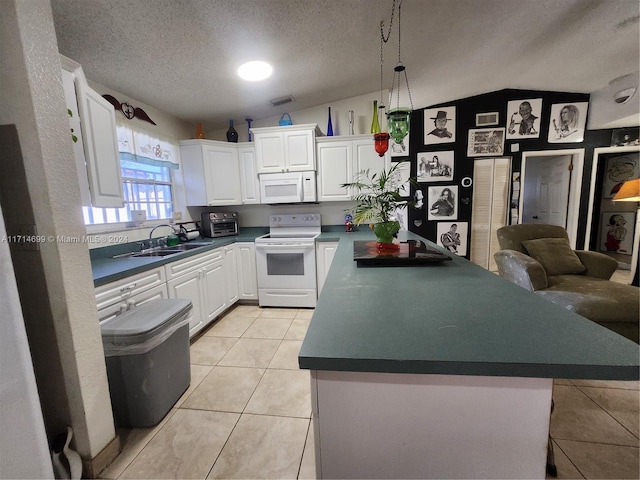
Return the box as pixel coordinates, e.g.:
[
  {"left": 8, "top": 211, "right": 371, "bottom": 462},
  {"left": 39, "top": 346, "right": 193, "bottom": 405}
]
[{"left": 404, "top": 88, "right": 619, "bottom": 255}]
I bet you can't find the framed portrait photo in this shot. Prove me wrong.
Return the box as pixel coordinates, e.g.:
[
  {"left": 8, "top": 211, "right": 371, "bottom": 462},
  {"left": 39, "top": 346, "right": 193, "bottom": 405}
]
[
  {"left": 427, "top": 185, "right": 458, "bottom": 221},
  {"left": 547, "top": 102, "right": 588, "bottom": 143},
  {"left": 506, "top": 98, "right": 542, "bottom": 139},
  {"left": 424, "top": 107, "right": 456, "bottom": 145},
  {"left": 599, "top": 212, "right": 636, "bottom": 255},
  {"left": 389, "top": 160, "right": 411, "bottom": 198},
  {"left": 389, "top": 131, "right": 409, "bottom": 157},
  {"left": 416, "top": 150, "right": 454, "bottom": 182},
  {"left": 602, "top": 153, "right": 640, "bottom": 198},
  {"left": 437, "top": 222, "right": 468, "bottom": 256},
  {"left": 467, "top": 128, "right": 505, "bottom": 157}
]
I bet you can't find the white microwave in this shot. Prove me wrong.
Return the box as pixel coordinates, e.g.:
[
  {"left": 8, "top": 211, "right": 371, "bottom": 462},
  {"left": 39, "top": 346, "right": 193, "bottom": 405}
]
[{"left": 258, "top": 171, "right": 317, "bottom": 204}]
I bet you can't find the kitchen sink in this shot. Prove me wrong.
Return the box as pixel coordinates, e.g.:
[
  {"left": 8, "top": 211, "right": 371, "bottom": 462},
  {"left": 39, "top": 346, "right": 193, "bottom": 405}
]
[
  {"left": 166, "top": 243, "right": 211, "bottom": 250},
  {"left": 132, "top": 249, "right": 182, "bottom": 257},
  {"left": 130, "top": 242, "right": 211, "bottom": 257}
]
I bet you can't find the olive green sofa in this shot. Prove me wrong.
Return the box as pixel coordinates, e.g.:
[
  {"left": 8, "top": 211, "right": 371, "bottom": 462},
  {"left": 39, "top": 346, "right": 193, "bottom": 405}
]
[{"left": 494, "top": 224, "right": 639, "bottom": 343}]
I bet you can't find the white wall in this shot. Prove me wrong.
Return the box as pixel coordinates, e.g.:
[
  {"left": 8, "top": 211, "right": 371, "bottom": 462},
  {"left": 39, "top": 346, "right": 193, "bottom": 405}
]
[
  {"left": 0, "top": 203, "right": 53, "bottom": 479},
  {"left": 587, "top": 72, "right": 640, "bottom": 130},
  {"left": 210, "top": 91, "right": 386, "bottom": 141},
  {"left": 0, "top": 0, "right": 115, "bottom": 465}
]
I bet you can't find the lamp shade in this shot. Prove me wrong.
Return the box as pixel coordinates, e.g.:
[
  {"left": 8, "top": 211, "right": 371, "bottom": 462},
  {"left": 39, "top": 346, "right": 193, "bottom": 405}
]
[{"left": 613, "top": 178, "right": 640, "bottom": 201}]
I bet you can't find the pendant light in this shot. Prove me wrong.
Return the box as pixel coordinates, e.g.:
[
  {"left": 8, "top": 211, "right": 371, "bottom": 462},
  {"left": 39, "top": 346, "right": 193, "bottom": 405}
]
[
  {"left": 373, "top": 15, "right": 390, "bottom": 157},
  {"left": 385, "top": 0, "right": 413, "bottom": 145}
]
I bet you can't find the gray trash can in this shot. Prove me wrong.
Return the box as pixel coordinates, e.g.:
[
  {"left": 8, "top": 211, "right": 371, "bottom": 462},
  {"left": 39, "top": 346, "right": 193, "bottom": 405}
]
[{"left": 101, "top": 298, "right": 192, "bottom": 427}]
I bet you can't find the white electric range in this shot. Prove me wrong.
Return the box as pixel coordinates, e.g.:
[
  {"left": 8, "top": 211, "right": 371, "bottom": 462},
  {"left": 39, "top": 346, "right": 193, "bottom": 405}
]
[{"left": 254, "top": 214, "right": 321, "bottom": 308}]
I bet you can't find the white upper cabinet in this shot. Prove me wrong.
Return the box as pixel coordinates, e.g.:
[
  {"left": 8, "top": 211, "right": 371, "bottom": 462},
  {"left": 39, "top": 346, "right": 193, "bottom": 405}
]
[
  {"left": 238, "top": 144, "right": 260, "bottom": 204},
  {"left": 180, "top": 140, "right": 242, "bottom": 206},
  {"left": 317, "top": 135, "right": 388, "bottom": 202},
  {"left": 60, "top": 54, "right": 123, "bottom": 208},
  {"left": 252, "top": 124, "right": 319, "bottom": 173}
]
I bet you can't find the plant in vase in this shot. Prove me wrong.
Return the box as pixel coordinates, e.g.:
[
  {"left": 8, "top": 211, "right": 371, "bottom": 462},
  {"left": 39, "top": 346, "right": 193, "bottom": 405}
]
[{"left": 341, "top": 162, "right": 416, "bottom": 248}]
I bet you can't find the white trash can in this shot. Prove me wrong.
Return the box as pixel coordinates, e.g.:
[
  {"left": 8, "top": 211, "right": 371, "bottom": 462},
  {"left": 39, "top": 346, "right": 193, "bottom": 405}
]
[{"left": 101, "top": 298, "right": 192, "bottom": 427}]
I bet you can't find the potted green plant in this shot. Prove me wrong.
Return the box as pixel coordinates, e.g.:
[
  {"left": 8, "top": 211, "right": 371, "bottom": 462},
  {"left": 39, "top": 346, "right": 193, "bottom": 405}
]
[{"left": 341, "top": 162, "right": 416, "bottom": 247}]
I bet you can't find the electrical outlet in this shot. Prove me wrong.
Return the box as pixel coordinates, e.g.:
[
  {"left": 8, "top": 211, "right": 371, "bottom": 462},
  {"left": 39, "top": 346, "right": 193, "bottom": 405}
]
[{"left": 172, "top": 211, "right": 183, "bottom": 221}]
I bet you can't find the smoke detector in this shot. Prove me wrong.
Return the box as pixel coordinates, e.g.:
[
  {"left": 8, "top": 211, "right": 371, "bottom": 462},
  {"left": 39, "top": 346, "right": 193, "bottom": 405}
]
[{"left": 614, "top": 87, "right": 637, "bottom": 104}]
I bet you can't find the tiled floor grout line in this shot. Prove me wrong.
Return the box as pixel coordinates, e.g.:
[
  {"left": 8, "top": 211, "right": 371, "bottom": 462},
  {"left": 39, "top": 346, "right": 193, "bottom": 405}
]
[
  {"left": 572, "top": 384, "right": 640, "bottom": 441},
  {"left": 552, "top": 439, "right": 587, "bottom": 480},
  {"left": 196, "top": 310, "right": 302, "bottom": 479}
]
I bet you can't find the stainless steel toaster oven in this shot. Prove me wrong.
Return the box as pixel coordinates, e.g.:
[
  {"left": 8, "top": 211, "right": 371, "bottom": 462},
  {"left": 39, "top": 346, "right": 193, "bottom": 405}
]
[{"left": 200, "top": 211, "right": 239, "bottom": 238}]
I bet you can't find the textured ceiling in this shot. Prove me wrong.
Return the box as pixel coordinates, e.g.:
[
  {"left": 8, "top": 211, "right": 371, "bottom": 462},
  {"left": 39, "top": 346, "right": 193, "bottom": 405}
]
[{"left": 51, "top": 0, "right": 640, "bottom": 132}]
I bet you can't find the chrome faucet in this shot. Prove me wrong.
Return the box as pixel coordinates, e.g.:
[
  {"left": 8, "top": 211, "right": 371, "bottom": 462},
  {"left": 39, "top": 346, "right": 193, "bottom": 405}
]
[{"left": 148, "top": 224, "right": 178, "bottom": 247}]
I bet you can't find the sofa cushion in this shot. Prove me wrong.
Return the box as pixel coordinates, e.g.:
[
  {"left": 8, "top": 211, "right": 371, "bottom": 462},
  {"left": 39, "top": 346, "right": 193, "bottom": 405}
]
[
  {"left": 522, "top": 237, "right": 586, "bottom": 275},
  {"left": 539, "top": 275, "right": 640, "bottom": 324}
]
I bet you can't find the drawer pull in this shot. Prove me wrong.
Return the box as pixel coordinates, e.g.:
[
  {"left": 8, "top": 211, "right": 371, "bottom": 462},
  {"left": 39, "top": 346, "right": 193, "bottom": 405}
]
[{"left": 120, "top": 283, "right": 137, "bottom": 293}]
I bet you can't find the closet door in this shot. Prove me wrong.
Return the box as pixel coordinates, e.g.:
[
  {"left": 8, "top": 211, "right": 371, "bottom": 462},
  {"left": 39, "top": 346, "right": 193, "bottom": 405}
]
[{"left": 471, "top": 157, "right": 510, "bottom": 271}]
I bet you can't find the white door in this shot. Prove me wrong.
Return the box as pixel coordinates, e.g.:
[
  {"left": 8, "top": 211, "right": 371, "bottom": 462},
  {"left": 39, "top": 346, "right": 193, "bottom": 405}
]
[
  {"left": 317, "top": 140, "right": 352, "bottom": 201},
  {"left": 470, "top": 157, "right": 510, "bottom": 271},
  {"left": 522, "top": 155, "right": 571, "bottom": 227},
  {"left": 167, "top": 270, "right": 205, "bottom": 336},
  {"left": 202, "top": 259, "right": 227, "bottom": 321}
]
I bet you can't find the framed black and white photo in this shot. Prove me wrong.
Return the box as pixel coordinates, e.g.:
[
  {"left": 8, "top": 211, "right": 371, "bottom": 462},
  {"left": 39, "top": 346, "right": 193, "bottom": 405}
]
[
  {"left": 599, "top": 212, "right": 636, "bottom": 255},
  {"left": 547, "top": 102, "right": 588, "bottom": 143},
  {"left": 416, "top": 150, "right": 454, "bottom": 182},
  {"left": 424, "top": 107, "right": 456, "bottom": 145},
  {"left": 506, "top": 98, "right": 542, "bottom": 139},
  {"left": 437, "top": 222, "right": 468, "bottom": 256},
  {"left": 611, "top": 127, "right": 640, "bottom": 147},
  {"left": 602, "top": 153, "right": 640, "bottom": 198},
  {"left": 467, "top": 128, "right": 505, "bottom": 157},
  {"left": 475, "top": 112, "right": 499, "bottom": 127},
  {"left": 390, "top": 131, "right": 409, "bottom": 157},
  {"left": 427, "top": 185, "right": 458, "bottom": 221},
  {"left": 389, "top": 160, "right": 411, "bottom": 198}
]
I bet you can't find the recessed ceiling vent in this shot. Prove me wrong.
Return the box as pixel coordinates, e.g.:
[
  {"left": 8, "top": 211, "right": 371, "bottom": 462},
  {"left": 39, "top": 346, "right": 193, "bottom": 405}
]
[{"left": 270, "top": 95, "right": 295, "bottom": 106}]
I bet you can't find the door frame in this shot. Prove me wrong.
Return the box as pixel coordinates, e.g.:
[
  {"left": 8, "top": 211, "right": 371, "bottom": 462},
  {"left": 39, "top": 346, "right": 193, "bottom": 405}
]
[
  {"left": 520, "top": 149, "right": 585, "bottom": 248},
  {"left": 586, "top": 145, "right": 640, "bottom": 272}
]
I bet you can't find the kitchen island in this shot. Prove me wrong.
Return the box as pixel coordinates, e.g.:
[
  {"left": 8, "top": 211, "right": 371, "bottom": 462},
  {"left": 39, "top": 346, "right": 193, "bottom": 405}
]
[{"left": 300, "top": 230, "right": 639, "bottom": 479}]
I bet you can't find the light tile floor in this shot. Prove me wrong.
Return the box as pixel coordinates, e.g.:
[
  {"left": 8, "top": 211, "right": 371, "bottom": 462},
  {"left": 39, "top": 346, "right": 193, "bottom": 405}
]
[{"left": 100, "top": 302, "right": 639, "bottom": 480}]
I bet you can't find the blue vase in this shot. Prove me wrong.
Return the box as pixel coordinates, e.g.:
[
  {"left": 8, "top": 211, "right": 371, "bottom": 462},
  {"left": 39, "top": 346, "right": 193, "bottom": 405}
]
[{"left": 327, "top": 107, "right": 334, "bottom": 136}]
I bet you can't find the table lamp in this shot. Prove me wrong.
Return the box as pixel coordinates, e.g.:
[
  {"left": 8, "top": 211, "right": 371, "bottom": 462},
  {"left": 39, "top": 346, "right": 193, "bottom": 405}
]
[{"left": 613, "top": 178, "right": 640, "bottom": 286}]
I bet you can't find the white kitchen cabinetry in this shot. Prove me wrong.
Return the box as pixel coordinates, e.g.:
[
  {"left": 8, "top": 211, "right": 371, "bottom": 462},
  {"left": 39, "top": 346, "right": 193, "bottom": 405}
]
[
  {"left": 316, "top": 241, "right": 338, "bottom": 296},
  {"left": 235, "top": 242, "right": 258, "bottom": 300},
  {"left": 238, "top": 145, "right": 260, "bottom": 204},
  {"left": 317, "top": 135, "right": 388, "bottom": 202},
  {"left": 95, "top": 267, "right": 168, "bottom": 323},
  {"left": 165, "top": 248, "right": 227, "bottom": 337},
  {"left": 252, "top": 124, "right": 319, "bottom": 173},
  {"left": 224, "top": 245, "right": 239, "bottom": 305},
  {"left": 60, "top": 54, "right": 123, "bottom": 208},
  {"left": 180, "top": 140, "right": 242, "bottom": 207}
]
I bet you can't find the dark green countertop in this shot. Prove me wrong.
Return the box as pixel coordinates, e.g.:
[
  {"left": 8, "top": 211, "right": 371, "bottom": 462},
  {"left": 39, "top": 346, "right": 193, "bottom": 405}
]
[
  {"left": 298, "top": 230, "right": 640, "bottom": 380},
  {"left": 91, "top": 228, "right": 267, "bottom": 287}
]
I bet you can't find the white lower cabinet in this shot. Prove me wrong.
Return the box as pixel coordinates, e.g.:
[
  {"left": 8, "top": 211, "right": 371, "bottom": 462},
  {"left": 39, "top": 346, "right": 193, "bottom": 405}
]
[
  {"left": 201, "top": 256, "right": 228, "bottom": 322},
  {"left": 165, "top": 247, "right": 227, "bottom": 337},
  {"left": 95, "top": 267, "right": 168, "bottom": 323},
  {"left": 224, "top": 245, "right": 239, "bottom": 304},
  {"left": 235, "top": 242, "right": 258, "bottom": 300},
  {"left": 95, "top": 243, "right": 259, "bottom": 338},
  {"left": 316, "top": 241, "right": 338, "bottom": 296}
]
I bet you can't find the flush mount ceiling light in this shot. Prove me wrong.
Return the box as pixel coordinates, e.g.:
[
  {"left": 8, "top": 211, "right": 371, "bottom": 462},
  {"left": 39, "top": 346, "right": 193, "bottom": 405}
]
[{"left": 237, "top": 61, "right": 273, "bottom": 81}]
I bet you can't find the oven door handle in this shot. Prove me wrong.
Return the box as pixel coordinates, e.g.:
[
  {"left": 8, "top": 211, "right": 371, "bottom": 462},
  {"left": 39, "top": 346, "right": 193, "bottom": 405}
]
[{"left": 255, "top": 243, "right": 315, "bottom": 250}]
